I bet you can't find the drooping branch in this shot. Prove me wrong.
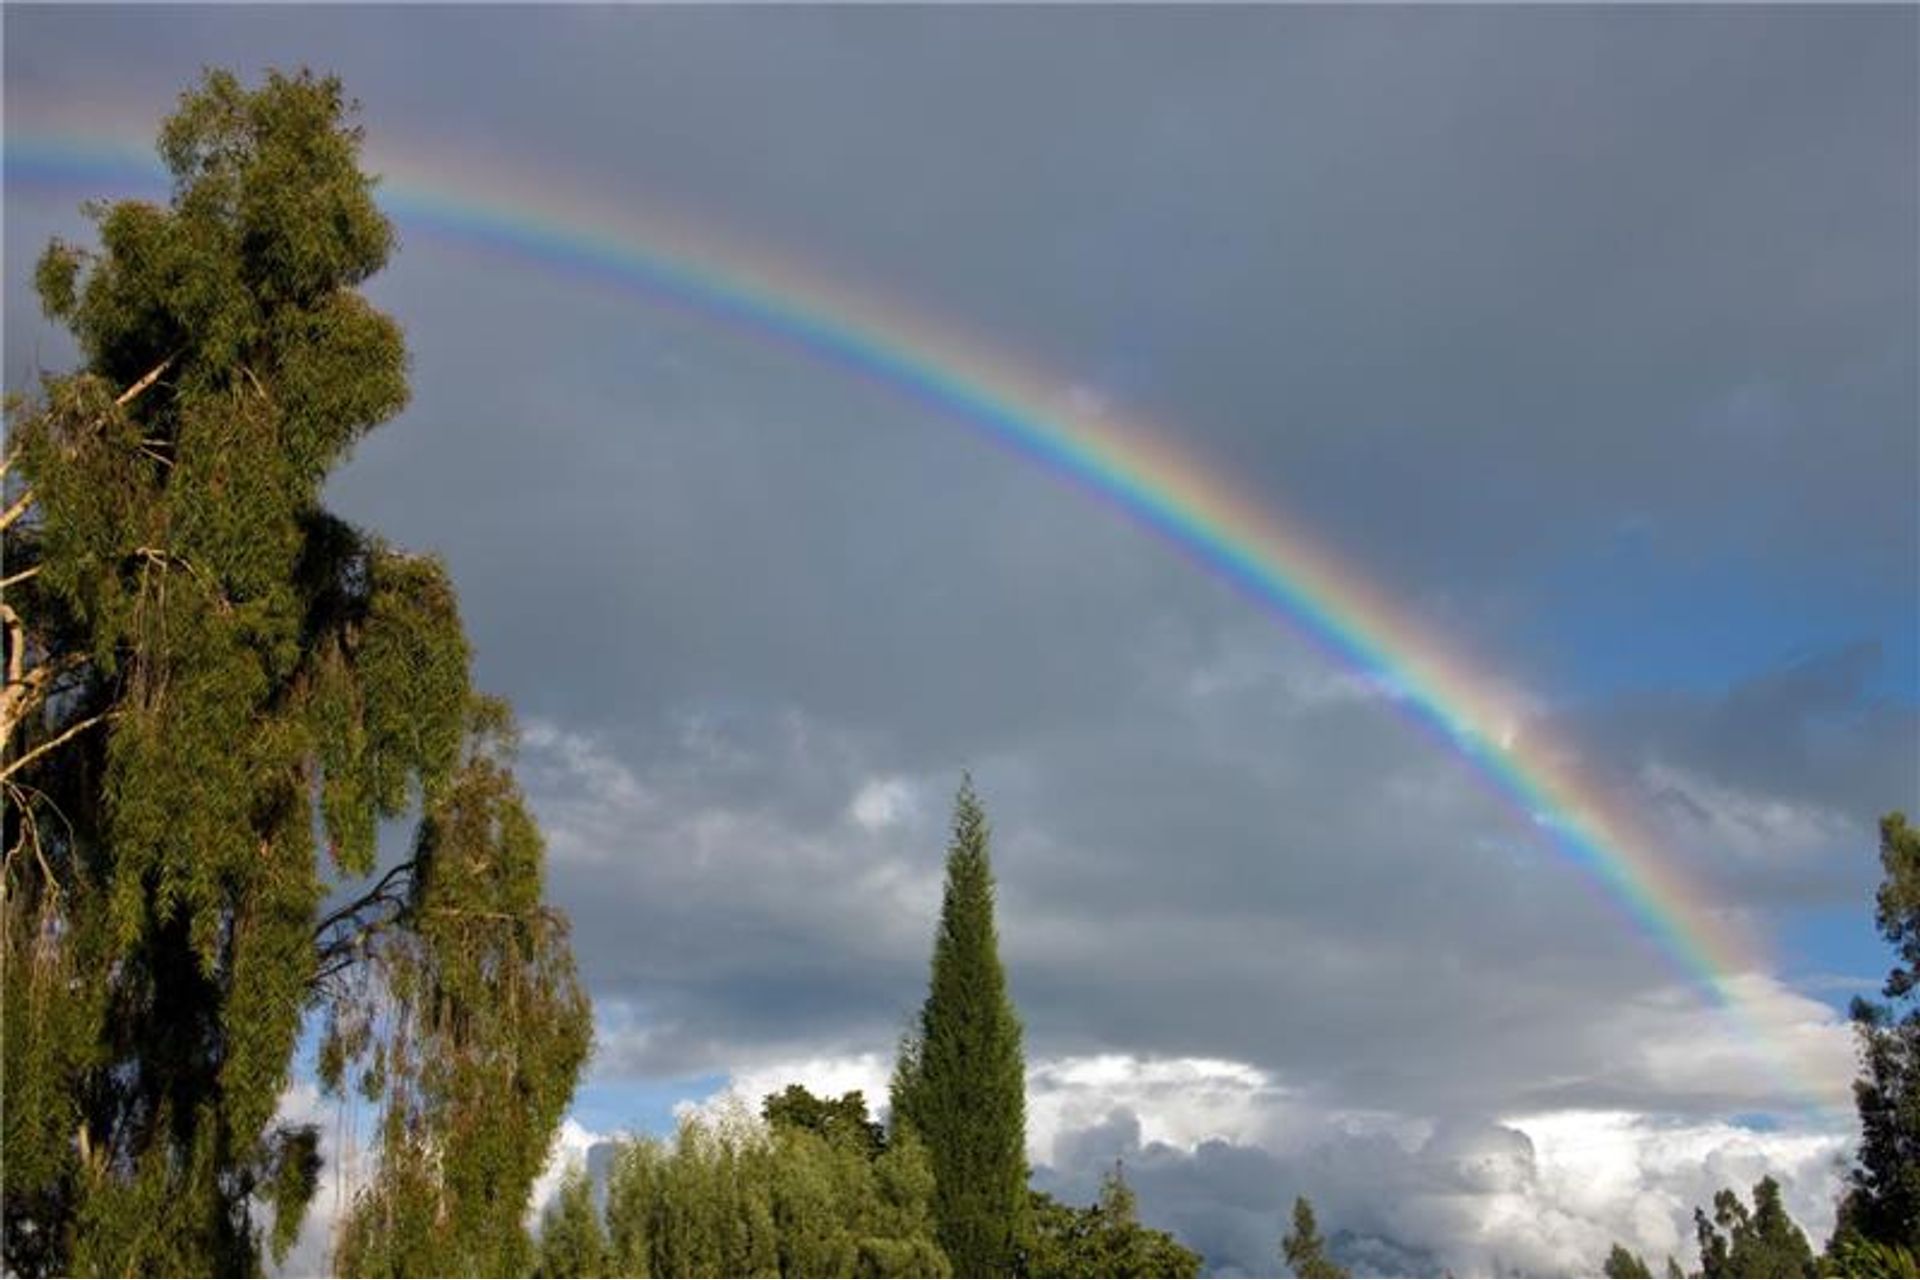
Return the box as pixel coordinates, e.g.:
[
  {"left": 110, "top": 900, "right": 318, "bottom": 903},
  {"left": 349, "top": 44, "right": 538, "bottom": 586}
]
[
  {"left": 2, "top": 782, "right": 65, "bottom": 907},
  {"left": 311, "top": 857, "right": 418, "bottom": 992},
  {"left": 315, "top": 857, "right": 417, "bottom": 940}
]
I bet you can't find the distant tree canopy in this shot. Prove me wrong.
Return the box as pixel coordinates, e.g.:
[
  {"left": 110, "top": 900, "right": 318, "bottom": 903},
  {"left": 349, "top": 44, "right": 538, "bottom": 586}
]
[
  {"left": 892, "top": 776, "right": 1029, "bottom": 1278},
  {"left": 1024, "top": 1165, "right": 1202, "bottom": 1279},
  {"left": 763, "top": 1083, "right": 887, "bottom": 1160},
  {"left": 0, "top": 68, "right": 586, "bottom": 1276},
  {"left": 1691, "top": 1177, "right": 1816, "bottom": 1280}
]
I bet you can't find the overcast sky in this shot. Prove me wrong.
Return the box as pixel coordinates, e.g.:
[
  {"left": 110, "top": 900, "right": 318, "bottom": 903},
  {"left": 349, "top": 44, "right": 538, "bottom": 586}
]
[{"left": 7, "top": 7, "right": 1917, "bottom": 1276}]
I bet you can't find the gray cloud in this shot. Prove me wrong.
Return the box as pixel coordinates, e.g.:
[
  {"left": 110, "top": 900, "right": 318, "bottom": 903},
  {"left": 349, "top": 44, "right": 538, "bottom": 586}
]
[{"left": 1034, "top": 1104, "right": 1852, "bottom": 1279}]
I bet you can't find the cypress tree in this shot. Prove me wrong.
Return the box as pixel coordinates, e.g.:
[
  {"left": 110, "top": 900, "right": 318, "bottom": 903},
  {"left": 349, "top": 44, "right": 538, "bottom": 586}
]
[
  {"left": 893, "top": 776, "right": 1028, "bottom": 1277},
  {"left": 1281, "top": 1196, "right": 1348, "bottom": 1280}
]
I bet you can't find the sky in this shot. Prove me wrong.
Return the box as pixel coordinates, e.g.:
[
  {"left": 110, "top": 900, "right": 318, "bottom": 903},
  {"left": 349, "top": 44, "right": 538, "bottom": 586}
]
[{"left": 6, "top": 6, "right": 1918, "bottom": 1276}]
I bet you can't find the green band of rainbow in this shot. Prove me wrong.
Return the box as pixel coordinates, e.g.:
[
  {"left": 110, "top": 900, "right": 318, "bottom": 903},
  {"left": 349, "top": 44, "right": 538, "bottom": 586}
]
[{"left": 5, "top": 133, "right": 1846, "bottom": 1115}]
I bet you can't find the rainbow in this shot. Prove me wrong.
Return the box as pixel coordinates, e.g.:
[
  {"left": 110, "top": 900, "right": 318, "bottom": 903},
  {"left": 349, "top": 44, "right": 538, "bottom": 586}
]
[{"left": 5, "top": 129, "right": 1849, "bottom": 1115}]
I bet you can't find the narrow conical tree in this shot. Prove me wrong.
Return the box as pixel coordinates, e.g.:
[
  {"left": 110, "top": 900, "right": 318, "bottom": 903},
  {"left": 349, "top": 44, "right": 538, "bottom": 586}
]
[
  {"left": 1282, "top": 1196, "right": 1348, "bottom": 1279},
  {"left": 893, "top": 776, "right": 1028, "bottom": 1277}
]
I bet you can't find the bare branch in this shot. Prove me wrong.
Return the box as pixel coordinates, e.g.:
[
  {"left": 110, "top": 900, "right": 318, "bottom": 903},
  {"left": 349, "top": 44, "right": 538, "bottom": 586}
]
[
  {"left": 2, "top": 601, "right": 22, "bottom": 691},
  {"left": 1, "top": 565, "right": 41, "bottom": 592},
  {"left": 2, "top": 602, "right": 88, "bottom": 745},
  {"left": 114, "top": 354, "right": 177, "bottom": 408},
  {"left": 0, "top": 490, "right": 31, "bottom": 534},
  {"left": 315, "top": 858, "right": 417, "bottom": 940},
  {"left": 310, "top": 858, "right": 420, "bottom": 991},
  {"left": 0, "top": 709, "right": 117, "bottom": 785}
]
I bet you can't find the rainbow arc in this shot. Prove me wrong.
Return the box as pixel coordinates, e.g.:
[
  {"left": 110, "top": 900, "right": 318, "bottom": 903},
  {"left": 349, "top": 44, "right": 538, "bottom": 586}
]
[{"left": 5, "top": 129, "right": 1848, "bottom": 1115}]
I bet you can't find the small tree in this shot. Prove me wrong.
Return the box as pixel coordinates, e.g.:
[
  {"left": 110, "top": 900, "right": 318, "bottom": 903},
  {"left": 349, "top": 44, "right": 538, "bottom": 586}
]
[{"left": 1282, "top": 1196, "right": 1348, "bottom": 1279}]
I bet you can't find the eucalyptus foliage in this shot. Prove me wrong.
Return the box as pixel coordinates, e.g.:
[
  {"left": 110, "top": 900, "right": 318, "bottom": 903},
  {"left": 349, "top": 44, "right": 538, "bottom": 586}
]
[
  {"left": 2, "top": 68, "right": 586, "bottom": 1276},
  {"left": 329, "top": 712, "right": 593, "bottom": 1277}
]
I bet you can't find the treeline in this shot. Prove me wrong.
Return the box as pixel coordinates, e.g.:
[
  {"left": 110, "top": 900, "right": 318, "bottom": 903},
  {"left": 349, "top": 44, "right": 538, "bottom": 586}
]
[
  {"left": 536, "top": 1101, "right": 944, "bottom": 1279},
  {"left": 1601, "top": 1170, "right": 1917, "bottom": 1280},
  {"left": 531, "top": 1092, "right": 1198, "bottom": 1279},
  {"left": 526, "top": 781, "right": 1204, "bottom": 1279}
]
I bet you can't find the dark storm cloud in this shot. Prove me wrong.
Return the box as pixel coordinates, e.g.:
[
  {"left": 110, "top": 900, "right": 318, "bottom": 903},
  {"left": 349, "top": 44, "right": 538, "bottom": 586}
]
[
  {"left": 510, "top": 624, "right": 1859, "bottom": 1121},
  {"left": 1542, "top": 643, "right": 1920, "bottom": 912},
  {"left": 6, "top": 0, "right": 1910, "bottom": 1177}
]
